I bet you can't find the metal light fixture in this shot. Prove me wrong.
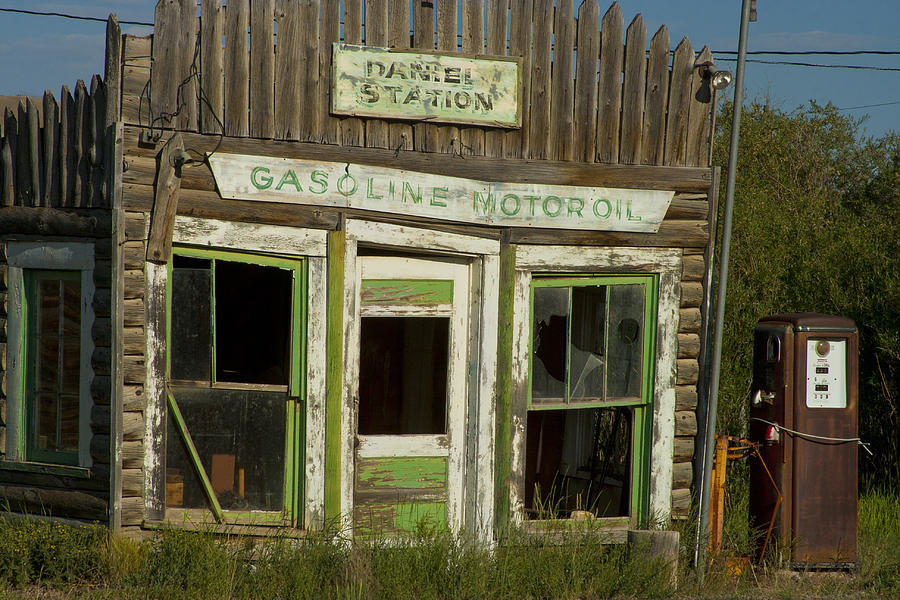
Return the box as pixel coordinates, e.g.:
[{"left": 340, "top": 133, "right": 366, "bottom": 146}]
[{"left": 696, "top": 60, "right": 734, "bottom": 91}]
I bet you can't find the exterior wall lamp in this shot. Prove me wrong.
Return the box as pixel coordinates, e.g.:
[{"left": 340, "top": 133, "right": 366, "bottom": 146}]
[{"left": 696, "top": 60, "right": 734, "bottom": 91}]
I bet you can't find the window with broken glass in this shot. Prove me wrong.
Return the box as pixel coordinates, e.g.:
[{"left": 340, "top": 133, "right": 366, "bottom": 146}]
[
  {"left": 526, "top": 276, "right": 656, "bottom": 520},
  {"left": 166, "top": 248, "right": 305, "bottom": 524}
]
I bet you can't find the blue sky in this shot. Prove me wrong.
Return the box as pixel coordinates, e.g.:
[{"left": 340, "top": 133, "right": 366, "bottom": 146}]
[{"left": 0, "top": 1, "right": 897, "bottom": 138}]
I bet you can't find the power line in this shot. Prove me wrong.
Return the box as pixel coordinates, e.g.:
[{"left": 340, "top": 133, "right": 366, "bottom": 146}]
[
  {"left": 714, "top": 50, "right": 900, "bottom": 56},
  {"left": 0, "top": 7, "right": 152, "bottom": 26},
  {"left": 837, "top": 100, "right": 900, "bottom": 111},
  {"left": 717, "top": 57, "right": 900, "bottom": 72}
]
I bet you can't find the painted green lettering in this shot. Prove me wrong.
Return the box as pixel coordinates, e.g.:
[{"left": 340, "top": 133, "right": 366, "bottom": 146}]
[
  {"left": 250, "top": 166, "right": 273, "bottom": 190},
  {"left": 542, "top": 195, "right": 562, "bottom": 217},
  {"left": 337, "top": 173, "right": 358, "bottom": 197},
  {"left": 592, "top": 198, "right": 612, "bottom": 218},
  {"left": 367, "top": 178, "right": 383, "bottom": 201},
  {"left": 626, "top": 200, "right": 642, "bottom": 222},
  {"left": 402, "top": 181, "right": 422, "bottom": 204},
  {"left": 524, "top": 195, "right": 540, "bottom": 216},
  {"left": 431, "top": 186, "right": 448, "bottom": 207},
  {"left": 501, "top": 193, "right": 520, "bottom": 216},
  {"left": 275, "top": 169, "right": 302, "bottom": 192},
  {"left": 473, "top": 191, "right": 496, "bottom": 215},
  {"left": 567, "top": 197, "right": 584, "bottom": 218},
  {"left": 309, "top": 170, "right": 328, "bottom": 194}
]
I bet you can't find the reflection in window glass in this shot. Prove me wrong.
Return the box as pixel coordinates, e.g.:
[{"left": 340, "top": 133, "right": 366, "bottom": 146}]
[
  {"left": 532, "top": 287, "right": 569, "bottom": 400},
  {"left": 531, "top": 280, "right": 647, "bottom": 405},
  {"left": 166, "top": 388, "right": 287, "bottom": 511},
  {"left": 524, "top": 407, "right": 631, "bottom": 519},
  {"left": 606, "top": 285, "right": 645, "bottom": 399},
  {"left": 27, "top": 272, "right": 81, "bottom": 462},
  {"left": 569, "top": 286, "right": 607, "bottom": 401}
]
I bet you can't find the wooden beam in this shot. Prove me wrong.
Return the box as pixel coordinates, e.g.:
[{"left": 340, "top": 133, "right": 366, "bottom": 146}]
[{"left": 146, "top": 132, "right": 184, "bottom": 263}]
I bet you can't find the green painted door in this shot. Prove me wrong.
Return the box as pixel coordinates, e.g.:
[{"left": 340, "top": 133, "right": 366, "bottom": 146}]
[{"left": 353, "top": 256, "right": 469, "bottom": 535}]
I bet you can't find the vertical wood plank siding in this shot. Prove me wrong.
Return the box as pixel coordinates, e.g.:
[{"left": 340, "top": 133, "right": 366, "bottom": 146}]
[
  {"left": 0, "top": 80, "right": 109, "bottom": 209},
  {"left": 200, "top": 0, "right": 224, "bottom": 135},
  {"left": 249, "top": 0, "right": 275, "bottom": 139}
]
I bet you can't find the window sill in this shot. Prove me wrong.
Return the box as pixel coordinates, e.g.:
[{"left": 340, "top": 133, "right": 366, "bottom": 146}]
[
  {"left": 518, "top": 516, "right": 632, "bottom": 544},
  {"left": 0, "top": 460, "right": 92, "bottom": 479}
]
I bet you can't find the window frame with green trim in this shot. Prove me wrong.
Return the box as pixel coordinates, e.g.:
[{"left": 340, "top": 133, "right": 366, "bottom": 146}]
[
  {"left": 525, "top": 274, "right": 657, "bottom": 522},
  {"left": 164, "top": 246, "right": 307, "bottom": 526}
]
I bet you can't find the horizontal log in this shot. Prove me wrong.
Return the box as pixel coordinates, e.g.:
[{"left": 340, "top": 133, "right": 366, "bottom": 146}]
[
  {"left": 92, "top": 346, "right": 111, "bottom": 377},
  {"left": 123, "top": 35, "right": 151, "bottom": 66},
  {"left": 94, "top": 260, "right": 112, "bottom": 288},
  {"left": 92, "top": 318, "right": 111, "bottom": 347},
  {"left": 682, "top": 253, "right": 706, "bottom": 282},
  {"left": 90, "top": 434, "right": 111, "bottom": 464},
  {"left": 123, "top": 385, "right": 145, "bottom": 412},
  {"left": 125, "top": 270, "right": 144, "bottom": 299},
  {"left": 675, "top": 385, "right": 698, "bottom": 411},
  {"left": 674, "top": 410, "right": 698, "bottom": 436},
  {"left": 122, "top": 468, "right": 142, "bottom": 497},
  {"left": 91, "top": 404, "right": 110, "bottom": 435},
  {"left": 673, "top": 437, "right": 695, "bottom": 460},
  {"left": 121, "top": 496, "right": 144, "bottom": 525},
  {"left": 508, "top": 220, "right": 709, "bottom": 248},
  {"left": 123, "top": 410, "right": 144, "bottom": 441},
  {"left": 91, "top": 375, "right": 110, "bottom": 405},
  {"left": 123, "top": 125, "right": 716, "bottom": 193},
  {"left": 124, "top": 242, "right": 145, "bottom": 270},
  {"left": 91, "top": 403, "right": 115, "bottom": 436},
  {"left": 122, "top": 65, "right": 150, "bottom": 96},
  {"left": 123, "top": 440, "right": 144, "bottom": 469},
  {"left": 123, "top": 355, "right": 145, "bottom": 384},
  {"left": 671, "top": 488, "right": 692, "bottom": 513},
  {"left": 124, "top": 155, "right": 215, "bottom": 192},
  {"left": 0, "top": 465, "right": 108, "bottom": 492},
  {"left": 677, "top": 333, "right": 700, "bottom": 359},
  {"left": 93, "top": 288, "right": 111, "bottom": 318},
  {"left": 0, "top": 207, "right": 111, "bottom": 236},
  {"left": 125, "top": 211, "right": 148, "bottom": 240},
  {"left": 677, "top": 359, "right": 699, "bottom": 385},
  {"left": 665, "top": 198, "right": 708, "bottom": 221},
  {"left": 123, "top": 183, "right": 340, "bottom": 231},
  {"left": 0, "top": 485, "right": 108, "bottom": 521},
  {"left": 680, "top": 281, "right": 703, "bottom": 308},
  {"left": 679, "top": 308, "right": 701, "bottom": 333},
  {"left": 124, "top": 327, "right": 145, "bottom": 356},
  {"left": 672, "top": 461, "right": 693, "bottom": 489},
  {"left": 124, "top": 298, "right": 144, "bottom": 327}
]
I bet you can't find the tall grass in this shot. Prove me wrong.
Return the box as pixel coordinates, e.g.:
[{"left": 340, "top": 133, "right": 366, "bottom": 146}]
[{"left": 3, "top": 492, "right": 900, "bottom": 599}]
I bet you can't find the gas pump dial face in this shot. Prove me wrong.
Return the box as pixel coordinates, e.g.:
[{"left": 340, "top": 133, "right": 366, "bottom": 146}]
[{"left": 806, "top": 339, "right": 847, "bottom": 408}]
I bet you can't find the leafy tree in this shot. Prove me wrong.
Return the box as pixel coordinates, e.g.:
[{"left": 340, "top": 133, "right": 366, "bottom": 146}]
[{"left": 713, "top": 100, "right": 900, "bottom": 488}]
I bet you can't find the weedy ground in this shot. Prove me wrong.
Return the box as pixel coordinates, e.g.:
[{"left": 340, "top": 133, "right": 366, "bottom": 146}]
[{"left": 0, "top": 489, "right": 897, "bottom": 599}]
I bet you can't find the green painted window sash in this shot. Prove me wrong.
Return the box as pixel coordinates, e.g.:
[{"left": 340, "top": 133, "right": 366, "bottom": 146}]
[
  {"left": 528, "top": 273, "right": 658, "bottom": 522},
  {"left": 23, "top": 270, "right": 81, "bottom": 467},
  {"left": 166, "top": 247, "right": 307, "bottom": 526}
]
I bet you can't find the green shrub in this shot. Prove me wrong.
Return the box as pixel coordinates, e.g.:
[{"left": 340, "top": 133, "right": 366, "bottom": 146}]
[{"left": 0, "top": 517, "right": 109, "bottom": 587}]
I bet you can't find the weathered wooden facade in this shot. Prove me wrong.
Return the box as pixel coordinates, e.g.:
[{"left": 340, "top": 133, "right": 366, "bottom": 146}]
[{"left": 1, "top": 0, "right": 720, "bottom": 542}]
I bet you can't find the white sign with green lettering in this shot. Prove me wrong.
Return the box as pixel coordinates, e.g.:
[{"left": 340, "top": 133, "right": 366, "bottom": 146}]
[
  {"left": 331, "top": 44, "right": 521, "bottom": 128},
  {"left": 208, "top": 153, "right": 674, "bottom": 233}
]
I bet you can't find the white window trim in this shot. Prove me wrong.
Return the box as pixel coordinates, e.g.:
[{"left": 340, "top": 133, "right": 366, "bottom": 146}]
[
  {"left": 342, "top": 219, "right": 500, "bottom": 541},
  {"left": 512, "top": 245, "right": 682, "bottom": 523},
  {"left": 146, "top": 219, "right": 328, "bottom": 527},
  {"left": 6, "top": 242, "right": 95, "bottom": 468}
]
